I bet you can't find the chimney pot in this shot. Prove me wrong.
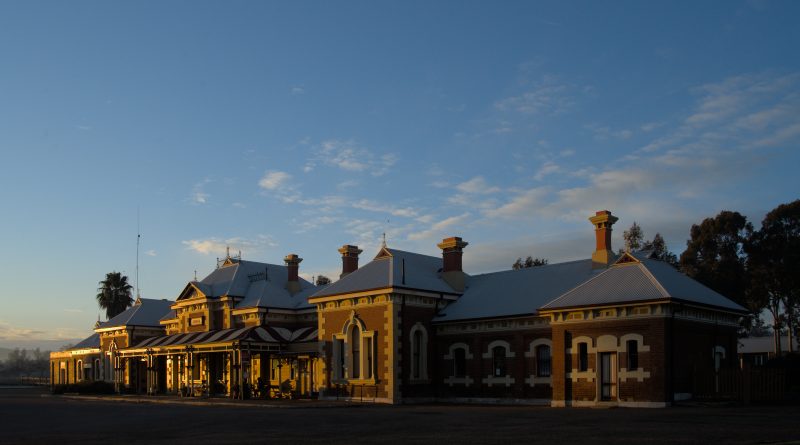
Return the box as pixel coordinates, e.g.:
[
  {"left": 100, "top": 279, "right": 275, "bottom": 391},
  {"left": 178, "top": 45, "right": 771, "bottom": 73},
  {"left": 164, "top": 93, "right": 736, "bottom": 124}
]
[
  {"left": 588, "top": 210, "right": 619, "bottom": 268},
  {"left": 284, "top": 254, "right": 303, "bottom": 292},
  {"left": 338, "top": 244, "right": 362, "bottom": 278}
]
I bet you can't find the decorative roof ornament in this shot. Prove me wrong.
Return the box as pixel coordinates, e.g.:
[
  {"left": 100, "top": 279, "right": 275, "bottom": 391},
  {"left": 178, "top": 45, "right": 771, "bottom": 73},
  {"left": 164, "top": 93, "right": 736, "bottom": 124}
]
[{"left": 382, "top": 232, "right": 387, "bottom": 248}]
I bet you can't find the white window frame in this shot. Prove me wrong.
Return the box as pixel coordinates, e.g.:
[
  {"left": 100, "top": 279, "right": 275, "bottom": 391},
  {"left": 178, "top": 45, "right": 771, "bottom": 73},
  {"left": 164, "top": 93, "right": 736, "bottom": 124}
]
[
  {"left": 409, "top": 323, "right": 429, "bottom": 381},
  {"left": 481, "top": 340, "right": 515, "bottom": 387},
  {"left": 443, "top": 342, "right": 474, "bottom": 386},
  {"left": 618, "top": 333, "right": 651, "bottom": 382},
  {"left": 332, "top": 312, "right": 376, "bottom": 383},
  {"left": 524, "top": 338, "right": 553, "bottom": 386}
]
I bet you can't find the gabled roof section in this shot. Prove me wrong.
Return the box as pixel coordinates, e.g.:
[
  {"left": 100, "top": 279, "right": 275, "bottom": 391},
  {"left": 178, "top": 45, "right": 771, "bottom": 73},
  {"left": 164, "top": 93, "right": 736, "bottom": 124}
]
[
  {"left": 176, "top": 282, "right": 208, "bottom": 301},
  {"left": 176, "top": 259, "right": 318, "bottom": 310},
  {"left": 69, "top": 332, "right": 100, "bottom": 350},
  {"left": 97, "top": 298, "right": 175, "bottom": 329},
  {"left": 613, "top": 251, "right": 641, "bottom": 265},
  {"left": 539, "top": 257, "right": 747, "bottom": 312},
  {"left": 436, "top": 259, "right": 597, "bottom": 322},
  {"left": 309, "top": 248, "right": 458, "bottom": 299},
  {"left": 190, "top": 259, "right": 315, "bottom": 299},
  {"left": 374, "top": 246, "right": 392, "bottom": 259}
]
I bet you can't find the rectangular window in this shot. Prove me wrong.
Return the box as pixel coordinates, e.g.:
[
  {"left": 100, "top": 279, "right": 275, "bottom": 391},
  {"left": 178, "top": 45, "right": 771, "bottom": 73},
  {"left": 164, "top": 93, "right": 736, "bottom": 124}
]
[
  {"left": 337, "top": 339, "right": 345, "bottom": 379},
  {"left": 492, "top": 346, "right": 507, "bottom": 377},
  {"left": 365, "top": 337, "right": 373, "bottom": 379},
  {"left": 351, "top": 330, "right": 361, "bottom": 379},
  {"left": 453, "top": 348, "right": 466, "bottom": 377},
  {"left": 627, "top": 340, "right": 638, "bottom": 370},
  {"left": 536, "top": 345, "right": 551, "bottom": 377},
  {"left": 578, "top": 342, "right": 588, "bottom": 372}
]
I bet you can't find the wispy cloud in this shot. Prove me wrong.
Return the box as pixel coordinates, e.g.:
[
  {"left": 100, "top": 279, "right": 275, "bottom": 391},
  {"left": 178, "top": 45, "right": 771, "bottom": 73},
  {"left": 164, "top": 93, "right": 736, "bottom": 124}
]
[
  {"left": 533, "top": 161, "right": 560, "bottom": 181},
  {"left": 494, "top": 76, "right": 573, "bottom": 115},
  {"left": 455, "top": 176, "right": 501, "bottom": 194},
  {"left": 305, "top": 139, "right": 398, "bottom": 176},
  {"left": 182, "top": 235, "right": 278, "bottom": 256},
  {"left": 408, "top": 212, "right": 471, "bottom": 241},
  {"left": 190, "top": 178, "right": 213, "bottom": 205},
  {"left": 145, "top": 249, "right": 157, "bottom": 257},
  {"left": 258, "top": 170, "right": 292, "bottom": 190},
  {"left": 585, "top": 123, "right": 633, "bottom": 141},
  {"left": 291, "top": 86, "right": 305, "bottom": 95},
  {"left": 351, "top": 199, "right": 419, "bottom": 218}
]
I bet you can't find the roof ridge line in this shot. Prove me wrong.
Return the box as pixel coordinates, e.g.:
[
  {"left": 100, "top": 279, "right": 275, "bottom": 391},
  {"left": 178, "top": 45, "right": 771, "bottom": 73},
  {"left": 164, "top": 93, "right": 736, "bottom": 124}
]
[
  {"left": 540, "top": 266, "right": 612, "bottom": 309},
  {"left": 472, "top": 258, "right": 589, "bottom": 279},
  {"left": 638, "top": 261, "right": 672, "bottom": 300}
]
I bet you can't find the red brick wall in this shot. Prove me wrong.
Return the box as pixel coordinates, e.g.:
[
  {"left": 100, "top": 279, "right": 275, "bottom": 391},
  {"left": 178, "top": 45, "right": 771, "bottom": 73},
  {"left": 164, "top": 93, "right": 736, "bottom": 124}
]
[
  {"left": 550, "top": 317, "right": 668, "bottom": 403},
  {"left": 434, "top": 328, "right": 553, "bottom": 400},
  {"left": 319, "top": 304, "right": 394, "bottom": 400}
]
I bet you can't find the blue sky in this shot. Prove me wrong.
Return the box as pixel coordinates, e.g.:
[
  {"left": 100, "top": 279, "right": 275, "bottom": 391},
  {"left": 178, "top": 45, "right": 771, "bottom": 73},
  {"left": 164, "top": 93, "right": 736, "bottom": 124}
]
[{"left": 1, "top": 1, "right": 798, "bottom": 349}]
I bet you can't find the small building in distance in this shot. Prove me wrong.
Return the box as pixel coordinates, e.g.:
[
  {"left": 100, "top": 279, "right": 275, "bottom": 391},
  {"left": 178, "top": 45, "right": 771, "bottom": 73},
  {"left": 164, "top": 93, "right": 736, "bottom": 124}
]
[{"left": 738, "top": 335, "right": 799, "bottom": 367}]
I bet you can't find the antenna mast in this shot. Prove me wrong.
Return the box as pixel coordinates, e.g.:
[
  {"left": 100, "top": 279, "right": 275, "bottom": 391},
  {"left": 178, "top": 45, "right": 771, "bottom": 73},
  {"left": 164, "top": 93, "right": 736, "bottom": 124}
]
[{"left": 136, "top": 207, "right": 141, "bottom": 299}]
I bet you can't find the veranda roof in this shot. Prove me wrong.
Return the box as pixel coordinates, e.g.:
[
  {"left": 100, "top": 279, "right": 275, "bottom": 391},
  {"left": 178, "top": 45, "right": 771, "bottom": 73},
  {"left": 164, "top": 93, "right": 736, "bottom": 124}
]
[{"left": 127, "top": 325, "right": 318, "bottom": 350}]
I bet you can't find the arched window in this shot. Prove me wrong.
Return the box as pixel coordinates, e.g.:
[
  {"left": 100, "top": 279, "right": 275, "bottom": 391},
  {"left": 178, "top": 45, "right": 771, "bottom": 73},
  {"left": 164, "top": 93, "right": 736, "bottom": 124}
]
[
  {"left": 536, "top": 345, "right": 551, "bottom": 377},
  {"left": 76, "top": 360, "right": 83, "bottom": 381},
  {"left": 492, "top": 346, "right": 506, "bottom": 377},
  {"left": 454, "top": 348, "right": 466, "bottom": 378},
  {"left": 94, "top": 359, "right": 101, "bottom": 381},
  {"left": 412, "top": 330, "right": 422, "bottom": 378},
  {"left": 333, "top": 313, "right": 376, "bottom": 382},
  {"left": 409, "top": 324, "right": 428, "bottom": 381}
]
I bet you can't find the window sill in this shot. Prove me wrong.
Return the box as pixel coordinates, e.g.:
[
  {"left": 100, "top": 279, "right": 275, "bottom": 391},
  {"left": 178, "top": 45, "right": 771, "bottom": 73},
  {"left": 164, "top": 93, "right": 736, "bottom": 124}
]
[
  {"left": 332, "top": 378, "right": 377, "bottom": 385},
  {"left": 409, "top": 378, "right": 431, "bottom": 384}
]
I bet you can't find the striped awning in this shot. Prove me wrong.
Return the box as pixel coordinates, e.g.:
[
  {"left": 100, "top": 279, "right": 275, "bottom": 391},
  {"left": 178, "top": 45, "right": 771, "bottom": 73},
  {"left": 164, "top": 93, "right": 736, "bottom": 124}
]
[{"left": 127, "top": 325, "right": 318, "bottom": 350}]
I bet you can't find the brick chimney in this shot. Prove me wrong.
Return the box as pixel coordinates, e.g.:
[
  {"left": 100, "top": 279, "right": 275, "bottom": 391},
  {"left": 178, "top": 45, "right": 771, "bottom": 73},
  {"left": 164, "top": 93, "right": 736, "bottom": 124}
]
[
  {"left": 589, "top": 210, "right": 619, "bottom": 269},
  {"left": 437, "top": 237, "right": 468, "bottom": 291},
  {"left": 284, "top": 253, "right": 302, "bottom": 294},
  {"left": 338, "top": 244, "right": 362, "bottom": 278}
]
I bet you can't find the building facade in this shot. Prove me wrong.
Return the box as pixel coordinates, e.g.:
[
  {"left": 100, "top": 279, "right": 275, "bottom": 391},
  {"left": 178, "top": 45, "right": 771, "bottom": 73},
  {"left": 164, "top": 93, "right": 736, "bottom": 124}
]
[{"left": 52, "top": 210, "right": 746, "bottom": 407}]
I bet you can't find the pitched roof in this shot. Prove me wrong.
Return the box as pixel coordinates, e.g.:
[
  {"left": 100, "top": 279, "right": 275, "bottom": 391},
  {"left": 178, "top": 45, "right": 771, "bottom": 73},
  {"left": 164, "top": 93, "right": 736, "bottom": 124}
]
[
  {"left": 69, "top": 332, "right": 100, "bottom": 350},
  {"left": 539, "top": 257, "right": 747, "bottom": 312},
  {"left": 98, "top": 298, "right": 175, "bottom": 329},
  {"left": 738, "top": 335, "right": 798, "bottom": 354},
  {"left": 309, "top": 248, "right": 457, "bottom": 299},
  {"left": 436, "top": 259, "right": 597, "bottom": 322},
  {"left": 186, "top": 259, "right": 317, "bottom": 310}
]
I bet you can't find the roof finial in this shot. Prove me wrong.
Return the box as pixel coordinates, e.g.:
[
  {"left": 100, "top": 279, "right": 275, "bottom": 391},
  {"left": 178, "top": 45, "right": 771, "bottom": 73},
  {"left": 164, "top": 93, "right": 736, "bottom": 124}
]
[
  {"left": 194, "top": 270, "right": 197, "bottom": 281},
  {"left": 382, "top": 232, "right": 387, "bottom": 247},
  {"left": 226, "top": 245, "right": 231, "bottom": 259}
]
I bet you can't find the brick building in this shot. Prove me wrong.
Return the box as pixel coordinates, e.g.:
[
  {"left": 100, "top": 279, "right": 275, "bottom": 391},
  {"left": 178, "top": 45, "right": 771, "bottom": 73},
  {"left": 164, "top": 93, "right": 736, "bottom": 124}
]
[{"left": 52, "top": 210, "right": 745, "bottom": 407}]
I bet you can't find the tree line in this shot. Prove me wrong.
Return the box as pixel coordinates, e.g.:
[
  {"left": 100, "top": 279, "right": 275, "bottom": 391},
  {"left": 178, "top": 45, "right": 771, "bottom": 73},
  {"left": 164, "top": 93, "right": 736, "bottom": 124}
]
[{"left": 0, "top": 348, "right": 50, "bottom": 381}]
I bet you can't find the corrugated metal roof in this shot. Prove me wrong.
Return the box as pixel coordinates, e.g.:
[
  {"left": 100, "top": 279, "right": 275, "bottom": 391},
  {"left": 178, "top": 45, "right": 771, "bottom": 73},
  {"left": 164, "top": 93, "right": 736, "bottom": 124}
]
[
  {"left": 738, "top": 335, "right": 797, "bottom": 354},
  {"left": 540, "top": 258, "right": 747, "bottom": 312},
  {"left": 309, "top": 248, "right": 457, "bottom": 299},
  {"left": 128, "top": 325, "right": 318, "bottom": 349},
  {"left": 69, "top": 332, "right": 100, "bottom": 350},
  {"left": 98, "top": 298, "right": 175, "bottom": 329},
  {"left": 641, "top": 258, "right": 747, "bottom": 311},
  {"left": 189, "top": 259, "right": 317, "bottom": 310},
  {"left": 436, "top": 259, "right": 597, "bottom": 322}
]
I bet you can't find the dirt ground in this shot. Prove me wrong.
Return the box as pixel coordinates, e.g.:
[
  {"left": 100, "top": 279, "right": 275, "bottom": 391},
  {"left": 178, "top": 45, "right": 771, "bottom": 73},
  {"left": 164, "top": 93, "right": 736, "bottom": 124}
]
[{"left": 1, "top": 386, "right": 798, "bottom": 444}]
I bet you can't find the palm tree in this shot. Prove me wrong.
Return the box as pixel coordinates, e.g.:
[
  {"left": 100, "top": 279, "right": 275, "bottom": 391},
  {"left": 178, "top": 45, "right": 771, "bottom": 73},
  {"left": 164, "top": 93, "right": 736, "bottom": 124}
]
[{"left": 96, "top": 272, "right": 134, "bottom": 320}]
